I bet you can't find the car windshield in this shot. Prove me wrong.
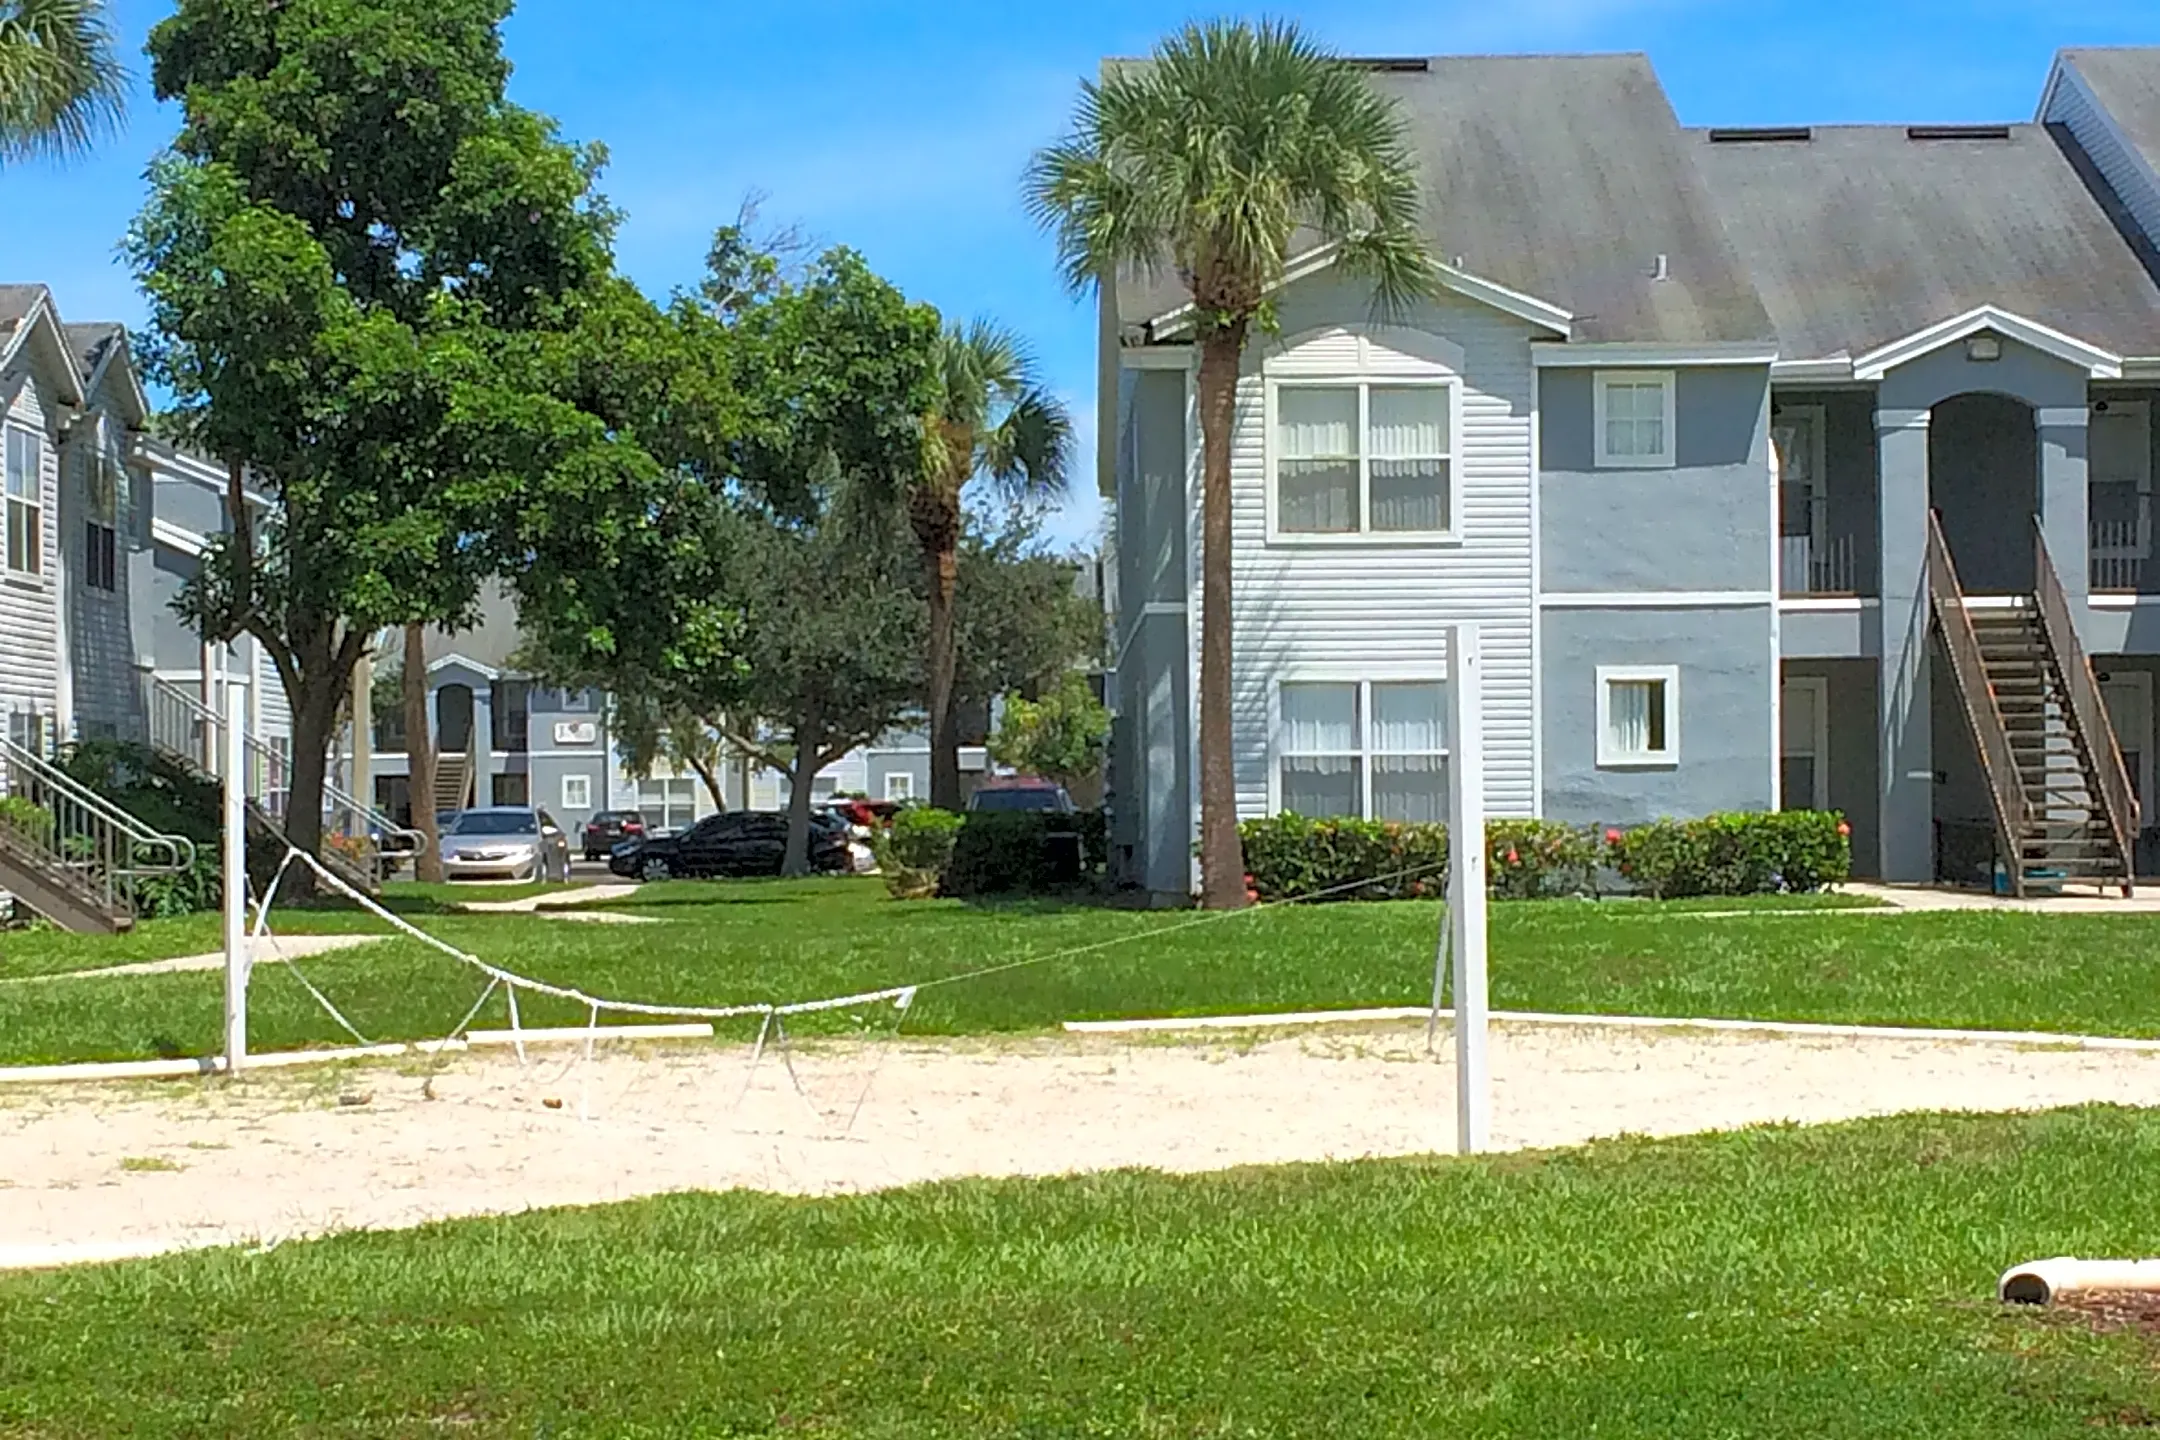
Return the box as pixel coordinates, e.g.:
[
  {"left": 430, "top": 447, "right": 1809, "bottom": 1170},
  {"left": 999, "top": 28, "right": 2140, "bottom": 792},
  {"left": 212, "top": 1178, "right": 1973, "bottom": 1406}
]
[
  {"left": 972, "top": 787, "right": 1062, "bottom": 812},
  {"left": 450, "top": 811, "right": 539, "bottom": 836}
]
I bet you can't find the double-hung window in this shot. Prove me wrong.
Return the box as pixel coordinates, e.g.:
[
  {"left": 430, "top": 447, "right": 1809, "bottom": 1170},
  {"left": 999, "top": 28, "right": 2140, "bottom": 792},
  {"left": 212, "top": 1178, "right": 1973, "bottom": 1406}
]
[
  {"left": 83, "top": 425, "right": 119, "bottom": 592},
  {"left": 1274, "top": 381, "right": 1454, "bottom": 536},
  {"left": 1593, "top": 371, "right": 1676, "bottom": 469},
  {"left": 5, "top": 426, "right": 41, "bottom": 576},
  {"left": 1597, "top": 666, "right": 1679, "bottom": 768},
  {"left": 1277, "top": 679, "right": 1449, "bottom": 822}
]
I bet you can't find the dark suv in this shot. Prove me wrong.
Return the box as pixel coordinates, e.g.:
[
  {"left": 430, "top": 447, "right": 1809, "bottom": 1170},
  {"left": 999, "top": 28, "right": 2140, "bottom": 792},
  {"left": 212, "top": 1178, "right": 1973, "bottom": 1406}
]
[
  {"left": 581, "top": 809, "right": 647, "bottom": 861},
  {"left": 608, "top": 811, "right": 853, "bottom": 881}
]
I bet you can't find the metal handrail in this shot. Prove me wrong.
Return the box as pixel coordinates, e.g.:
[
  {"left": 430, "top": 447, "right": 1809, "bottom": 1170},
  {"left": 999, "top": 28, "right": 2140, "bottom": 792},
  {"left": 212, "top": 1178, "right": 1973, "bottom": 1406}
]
[
  {"left": 1925, "top": 511, "right": 2027, "bottom": 892},
  {"left": 2033, "top": 518, "right": 2138, "bottom": 895},
  {"left": 144, "top": 677, "right": 425, "bottom": 856},
  {"left": 0, "top": 734, "right": 195, "bottom": 922}
]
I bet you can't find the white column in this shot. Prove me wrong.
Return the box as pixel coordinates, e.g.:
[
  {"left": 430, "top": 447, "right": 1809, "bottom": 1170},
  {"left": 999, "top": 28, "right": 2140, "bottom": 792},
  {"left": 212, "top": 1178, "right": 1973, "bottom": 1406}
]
[
  {"left": 1445, "top": 623, "right": 1489, "bottom": 1155},
  {"left": 223, "top": 683, "right": 248, "bottom": 1074}
]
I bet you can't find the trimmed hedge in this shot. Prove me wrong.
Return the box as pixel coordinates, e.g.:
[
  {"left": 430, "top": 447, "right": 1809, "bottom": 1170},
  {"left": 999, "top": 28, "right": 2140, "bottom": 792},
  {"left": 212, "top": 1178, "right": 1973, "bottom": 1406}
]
[
  {"left": 945, "top": 811, "right": 1086, "bottom": 897},
  {"left": 873, "top": 807, "right": 965, "bottom": 899},
  {"left": 1241, "top": 810, "right": 1851, "bottom": 903}
]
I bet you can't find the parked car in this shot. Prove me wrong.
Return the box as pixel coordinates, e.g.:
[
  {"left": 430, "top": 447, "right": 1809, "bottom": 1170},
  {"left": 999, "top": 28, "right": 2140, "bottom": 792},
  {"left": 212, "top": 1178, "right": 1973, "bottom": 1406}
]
[
  {"left": 819, "top": 796, "right": 901, "bottom": 830},
  {"left": 580, "top": 808, "right": 647, "bottom": 861},
  {"left": 966, "top": 777, "right": 1077, "bottom": 814},
  {"left": 608, "top": 810, "right": 855, "bottom": 881},
  {"left": 439, "top": 806, "right": 573, "bottom": 883}
]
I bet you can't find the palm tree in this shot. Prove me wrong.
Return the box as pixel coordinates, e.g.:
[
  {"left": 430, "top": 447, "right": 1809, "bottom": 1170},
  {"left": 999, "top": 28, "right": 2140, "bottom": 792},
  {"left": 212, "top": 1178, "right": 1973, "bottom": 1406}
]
[
  {"left": 0, "top": 0, "right": 125, "bottom": 163},
  {"left": 914, "top": 320, "right": 1071, "bottom": 809},
  {"left": 1027, "top": 19, "right": 1432, "bottom": 909}
]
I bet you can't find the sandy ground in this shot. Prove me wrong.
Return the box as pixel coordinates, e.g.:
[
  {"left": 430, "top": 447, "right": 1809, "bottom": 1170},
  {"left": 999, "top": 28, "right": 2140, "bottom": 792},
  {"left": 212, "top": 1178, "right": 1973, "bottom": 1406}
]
[{"left": 5, "top": 1019, "right": 2160, "bottom": 1268}]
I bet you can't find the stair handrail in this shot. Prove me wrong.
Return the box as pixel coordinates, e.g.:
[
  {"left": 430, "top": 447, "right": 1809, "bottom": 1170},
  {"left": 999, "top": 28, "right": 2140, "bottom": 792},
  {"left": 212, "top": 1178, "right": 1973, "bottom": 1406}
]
[
  {"left": 146, "top": 676, "right": 426, "bottom": 857},
  {"left": 0, "top": 734, "right": 195, "bottom": 922},
  {"left": 2032, "top": 518, "right": 2138, "bottom": 894},
  {"left": 1925, "top": 511, "right": 2028, "bottom": 889}
]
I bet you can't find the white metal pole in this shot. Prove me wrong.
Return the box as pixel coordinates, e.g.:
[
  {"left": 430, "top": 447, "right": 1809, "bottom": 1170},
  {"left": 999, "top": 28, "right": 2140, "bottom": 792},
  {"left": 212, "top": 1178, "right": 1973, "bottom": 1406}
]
[
  {"left": 1445, "top": 623, "right": 1490, "bottom": 1154},
  {"left": 223, "top": 682, "right": 248, "bottom": 1075}
]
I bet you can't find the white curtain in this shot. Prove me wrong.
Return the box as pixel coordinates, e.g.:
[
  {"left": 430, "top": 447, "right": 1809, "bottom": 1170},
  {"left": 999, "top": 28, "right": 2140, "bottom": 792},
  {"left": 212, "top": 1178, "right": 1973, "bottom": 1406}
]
[
  {"left": 1605, "top": 380, "right": 1665, "bottom": 458},
  {"left": 1373, "top": 755, "right": 1447, "bottom": 824},
  {"left": 1607, "top": 680, "right": 1661, "bottom": 755},
  {"left": 1282, "top": 756, "right": 1360, "bottom": 818},
  {"left": 1369, "top": 387, "right": 1448, "bottom": 531},
  {"left": 1370, "top": 682, "right": 1445, "bottom": 753},
  {"left": 1280, "top": 682, "right": 1357, "bottom": 754},
  {"left": 1278, "top": 387, "right": 1358, "bottom": 533}
]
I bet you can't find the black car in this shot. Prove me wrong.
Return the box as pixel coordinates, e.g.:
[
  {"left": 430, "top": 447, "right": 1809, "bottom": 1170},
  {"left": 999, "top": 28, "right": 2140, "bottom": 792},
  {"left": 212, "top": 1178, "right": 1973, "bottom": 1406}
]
[
  {"left": 608, "top": 811, "right": 853, "bottom": 881},
  {"left": 581, "top": 808, "right": 648, "bottom": 861}
]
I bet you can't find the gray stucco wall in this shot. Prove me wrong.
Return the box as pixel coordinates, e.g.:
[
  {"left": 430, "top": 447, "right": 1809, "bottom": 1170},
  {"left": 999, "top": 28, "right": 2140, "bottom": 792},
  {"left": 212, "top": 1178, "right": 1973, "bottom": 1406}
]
[
  {"left": 1110, "top": 368, "right": 1192, "bottom": 896},
  {"left": 1540, "top": 367, "right": 1773, "bottom": 593},
  {"left": 1540, "top": 605, "right": 1775, "bottom": 826}
]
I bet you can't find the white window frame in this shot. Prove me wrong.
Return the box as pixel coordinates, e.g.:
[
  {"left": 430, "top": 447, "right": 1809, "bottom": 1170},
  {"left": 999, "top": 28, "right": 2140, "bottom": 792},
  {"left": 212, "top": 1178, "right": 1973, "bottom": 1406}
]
[
  {"left": 4, "top": 423, "right": 43, "bottom": 577},
  {"left": 1596, "top": 664, "right": 1681, "bottom": 769},
  {"left": 1268, "top": 674, "right": 1450, "bottom": 819},
  {"left": 561, "top": 772, "right": 593, "bottom": 811},
  {"left": 1263, "top": 376, "right": 1465, "bottom": 544},
  {"left": 884, "top": 771, "right": 915, "bottom": 802},
  {"left": 1593, "top": 370, "right": 1678, "bottom": 470}
]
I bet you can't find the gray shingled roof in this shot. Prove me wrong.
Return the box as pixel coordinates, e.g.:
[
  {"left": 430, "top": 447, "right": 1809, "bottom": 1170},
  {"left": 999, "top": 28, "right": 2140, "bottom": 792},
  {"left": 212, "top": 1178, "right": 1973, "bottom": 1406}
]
[
  {"left": 2065, "top": 48, "right": 2160, "bottom": 178},
  {"left": 0, "top": 283, "right": 46, "bottom": 343},
  {"left": 1692, "top": 124, "right": 2160, "bottom": 361},
  {"left": 63, "top": 321, "right": 125, "bottom": 384},
  {"left": 1118, "top": 54, "right": 1773, "bottom": 346}
]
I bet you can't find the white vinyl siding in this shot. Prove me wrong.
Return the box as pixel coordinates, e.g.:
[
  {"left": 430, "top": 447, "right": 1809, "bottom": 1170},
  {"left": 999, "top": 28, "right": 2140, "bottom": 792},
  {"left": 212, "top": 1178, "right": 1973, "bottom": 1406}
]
[
  {"left": 1216, "top": 281, "right": 1541, "bottom": 823},
  {"left": 0, "top": 369, "right": 61, "bottom": 734},
  {"left": 2047, "top": 60, "right": 2160, "bottom": 257},
  {"left": 1593, "top": 370, "right": 1676, "bottom": 468}
]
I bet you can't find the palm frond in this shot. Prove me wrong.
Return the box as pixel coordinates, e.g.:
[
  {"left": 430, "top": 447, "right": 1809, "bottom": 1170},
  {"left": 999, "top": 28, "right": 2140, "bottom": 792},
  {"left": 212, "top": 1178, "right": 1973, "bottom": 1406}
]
[
  {"left": 1025, "top": 16, "right": 1435, "bottom": 325},
  {"left": 982, "top": 386, "right": 1072, "bottom": 501},
  {"left": 0, "top": 0, "right": 126, "bottom": 163}
]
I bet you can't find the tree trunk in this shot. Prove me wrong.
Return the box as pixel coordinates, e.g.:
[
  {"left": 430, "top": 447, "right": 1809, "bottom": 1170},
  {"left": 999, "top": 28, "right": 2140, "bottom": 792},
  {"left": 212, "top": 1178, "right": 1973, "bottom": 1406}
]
[
  {"left": 687, "top": 752, "right": 728, "bottom": 813},
  {"left": 283, "top": 679, "right": 338, "bottom": 899},
  {"left": 1196, "top": 326, "right": 1249, "bottom": 910},
  {"left": 403, "top": 622, "right": 442, "bottom": 883},
  {"left": 925, "top": 535, "right": 961, "bottom": 810},
  {"left": 782, "top": 715, "right": 825, "bottom": 877}
]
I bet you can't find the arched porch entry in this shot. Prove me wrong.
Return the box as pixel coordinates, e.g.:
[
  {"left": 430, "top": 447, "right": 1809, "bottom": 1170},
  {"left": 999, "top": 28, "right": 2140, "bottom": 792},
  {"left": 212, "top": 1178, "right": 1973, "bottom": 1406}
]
[
  {"left": 1929, "top": 392, "right": 2039, "bottom": 595},
  {"left": 436, "top": 683, "right": 474, "bottom": 754}
]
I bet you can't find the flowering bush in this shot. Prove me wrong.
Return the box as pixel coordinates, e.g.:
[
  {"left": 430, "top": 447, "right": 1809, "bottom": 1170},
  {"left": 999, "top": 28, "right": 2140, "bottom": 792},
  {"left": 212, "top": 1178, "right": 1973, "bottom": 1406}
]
[
  {"left": 1604, "top": 811, "right": 1851, "bottom": 898},
  {"left": 1486, "top": 820, "right": 1601, "bottom": 899}
]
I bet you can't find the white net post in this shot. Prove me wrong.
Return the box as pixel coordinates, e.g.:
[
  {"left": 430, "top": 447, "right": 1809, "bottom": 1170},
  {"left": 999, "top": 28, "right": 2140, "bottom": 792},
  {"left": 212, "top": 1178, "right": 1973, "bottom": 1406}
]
[
  {"left": 223, "top": 681, "right": 248, "bottom": 1074},
  {"left": 1445, "top": 622, "right": 1489, "bottom": 1153}
]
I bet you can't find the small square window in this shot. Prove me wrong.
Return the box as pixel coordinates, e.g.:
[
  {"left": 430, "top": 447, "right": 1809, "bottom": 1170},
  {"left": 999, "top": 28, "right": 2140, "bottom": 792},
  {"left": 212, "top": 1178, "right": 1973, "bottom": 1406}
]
[
  {"left": 1593, "top": 371, "right": 1676, "bottom": 469},
  {"left": 885, "top": 772, "right": 915, "bottom": 802},
  {"left": 561, "top": 773, "right": 593, "bottom": 811},
  {"left": 1597, "top": 666, "right": 1680, "bottom": 768}
]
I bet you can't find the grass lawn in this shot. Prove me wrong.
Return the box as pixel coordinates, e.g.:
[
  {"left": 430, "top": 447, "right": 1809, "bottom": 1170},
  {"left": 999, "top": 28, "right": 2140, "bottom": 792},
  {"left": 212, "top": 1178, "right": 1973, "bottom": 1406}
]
[
  {"left": 2, "top": 879, "right": 2159, "bottom": 1065},
  {"left": 6, "top": 1106, "right": 2160, "bottom": 1436}
]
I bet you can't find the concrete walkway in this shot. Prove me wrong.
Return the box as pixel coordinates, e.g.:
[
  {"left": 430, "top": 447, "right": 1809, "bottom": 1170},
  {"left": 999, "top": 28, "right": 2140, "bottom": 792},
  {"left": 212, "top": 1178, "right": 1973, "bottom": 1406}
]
[
  {"left": 1843, "top": 881, "right": 2160, "bottom": 914},
  {"left": 453, "top": 883, "right": 643, "bottom": 914},
  {"left": 2, "top": 933, "right": 387, "bottom": 985}
]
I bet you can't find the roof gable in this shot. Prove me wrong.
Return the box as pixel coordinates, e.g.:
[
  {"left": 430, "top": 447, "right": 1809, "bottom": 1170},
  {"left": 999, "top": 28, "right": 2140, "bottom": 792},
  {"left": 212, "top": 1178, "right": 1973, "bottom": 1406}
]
[{"left": 0, "top": 286, "right": 87, "bottom": 410}]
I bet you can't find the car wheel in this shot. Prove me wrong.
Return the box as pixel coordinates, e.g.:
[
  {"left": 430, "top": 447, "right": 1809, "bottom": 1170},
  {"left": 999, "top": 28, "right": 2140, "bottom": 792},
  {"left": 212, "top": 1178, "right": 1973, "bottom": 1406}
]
[{"left": 640, "top": 855, "right": 673, "bottom": 883}]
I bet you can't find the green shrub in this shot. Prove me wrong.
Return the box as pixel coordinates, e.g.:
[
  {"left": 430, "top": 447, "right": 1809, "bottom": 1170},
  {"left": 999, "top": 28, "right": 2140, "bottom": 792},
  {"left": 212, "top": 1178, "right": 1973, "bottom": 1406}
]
[
  {"left": 1076, "top": 808, "right": 1108, "bottom": 873},
  {"left": 1238, "top": 814, "right": 1448, "bottom": 903},
  {"left": 1605, "top": 811, "right": 1850, "bottom": 898},
  {"left": 945, "top": 811, "right": 1086, "bottom": 897},
  {"left": 873, "top": 807, "right": 964, "bottom": 900},
  {"left": 0, "top": 794, "right": 55, "bottom": 849},
  {"left": 1487, "top": 819, "right": 1599, "bottom": 900}
]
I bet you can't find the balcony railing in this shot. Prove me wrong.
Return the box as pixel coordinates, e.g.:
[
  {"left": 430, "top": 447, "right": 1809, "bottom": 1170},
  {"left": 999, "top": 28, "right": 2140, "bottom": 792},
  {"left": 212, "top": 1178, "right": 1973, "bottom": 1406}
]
[
  {"left": 1779, "top": 532, "right": 1860, "bottom": 595},
  {"left": 2091, "top": 511, "right": 2148, "bottom": 592}
]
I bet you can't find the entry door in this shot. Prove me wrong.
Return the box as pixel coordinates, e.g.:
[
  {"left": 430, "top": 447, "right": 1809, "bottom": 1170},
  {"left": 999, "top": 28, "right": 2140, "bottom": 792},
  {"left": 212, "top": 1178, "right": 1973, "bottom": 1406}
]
[
  {"left": 2090, "top": 401, "right": 2152, "bottom": 592},
  {"left": 2103, "top": 673, "right": 2154, "bottom": 825},
  {"left": 1780, "top": 678, "right": 1829, "bottom": 811}
]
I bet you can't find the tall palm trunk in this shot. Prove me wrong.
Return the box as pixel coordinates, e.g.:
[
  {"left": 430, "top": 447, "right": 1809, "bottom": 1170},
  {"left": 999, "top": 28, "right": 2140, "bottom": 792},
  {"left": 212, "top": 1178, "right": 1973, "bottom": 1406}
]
[
  {"left": 402, "top": 622, "right": 442, "bottom": 883},
  {"left": 913, "top": 483, "right": 965, "bottom": 810},
  {"left": 1196, "top": 325, "right": 1248, "bottom": 909}
]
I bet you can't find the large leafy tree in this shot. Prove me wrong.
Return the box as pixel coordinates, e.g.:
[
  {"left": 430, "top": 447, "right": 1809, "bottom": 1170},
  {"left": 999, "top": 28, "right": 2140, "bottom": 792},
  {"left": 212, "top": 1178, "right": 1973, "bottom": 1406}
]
[
  {"left": 951, "top": 514, "right": 1102, "bottom": 735},
  {"left": 127, "top": 0, "right": 634, "bottom": 875},
  {"left": 1027, "top": 19, "right": 1433, "bottom": 908},
  {"left": 0, "top": 0, "right": 124, "bottom": 162},
  {"left": 908, "top": 324, "right": 1071, "bottom": 809}
]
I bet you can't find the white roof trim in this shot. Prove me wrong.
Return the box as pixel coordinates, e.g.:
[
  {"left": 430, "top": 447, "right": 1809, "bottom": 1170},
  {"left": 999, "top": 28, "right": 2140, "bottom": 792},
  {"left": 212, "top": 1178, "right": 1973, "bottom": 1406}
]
[
  {"left": 151, "top": 517, "right": 207, "bottom": 557},
  {"left": 1532, "top": 341, "right": 1777, "bottom": 368},
  {"left": 1141, "top": 242, "right": 1573, "bottom": 341},
  {"left": 425, "top": 652, "right": 503, "bottom": 682},
  {"left": 0, "top": 292, "right": 87, "bottom": 409},
  {"left": 81, "top": 336, "right": 149, "bottom": 427},
  {"left": 1851, "top": 306, "right": 2123, "bottom": 381},
  {"left": 1770, "top": 356, "right": 1857, "bottom": 382}
]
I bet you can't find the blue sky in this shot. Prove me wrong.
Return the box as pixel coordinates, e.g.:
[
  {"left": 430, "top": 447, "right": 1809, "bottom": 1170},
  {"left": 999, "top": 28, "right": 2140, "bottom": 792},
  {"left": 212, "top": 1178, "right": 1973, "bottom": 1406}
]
[{"left": 7, "top": 0, "right": 2160, "bottom": 546}]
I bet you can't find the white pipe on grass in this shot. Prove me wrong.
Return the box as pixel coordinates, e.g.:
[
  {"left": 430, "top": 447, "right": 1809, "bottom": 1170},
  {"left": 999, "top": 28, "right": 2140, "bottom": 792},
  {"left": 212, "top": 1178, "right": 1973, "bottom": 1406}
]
[{"left": 2000, "top": 1257, "right": 2160, "bottom": 1304}]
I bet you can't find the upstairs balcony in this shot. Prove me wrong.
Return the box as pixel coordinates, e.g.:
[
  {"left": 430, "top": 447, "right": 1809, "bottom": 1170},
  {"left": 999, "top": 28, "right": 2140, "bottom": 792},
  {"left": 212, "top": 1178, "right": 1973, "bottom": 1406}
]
[
  {"left": 1778, "top": 492, "right": 1872, "bottom": 597},
  {"left": 2090, "top": 497, "right": 2150, "bottom": 594}
]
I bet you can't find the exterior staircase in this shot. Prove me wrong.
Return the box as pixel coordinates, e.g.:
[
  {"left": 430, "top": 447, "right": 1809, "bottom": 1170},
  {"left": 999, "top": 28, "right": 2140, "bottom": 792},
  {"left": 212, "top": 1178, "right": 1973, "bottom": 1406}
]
[
  {"left": 432, "top": 750, "right": 473, "bottom": 816},
  {"left": 142, "top": 677, "right": 423, "bottom": 896},
  {"left": 0, "top": 735, "right": 195, "bottom": 933},
  {"left": 1926, "top": 513, "right": 2136, "bottom": 897}
]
